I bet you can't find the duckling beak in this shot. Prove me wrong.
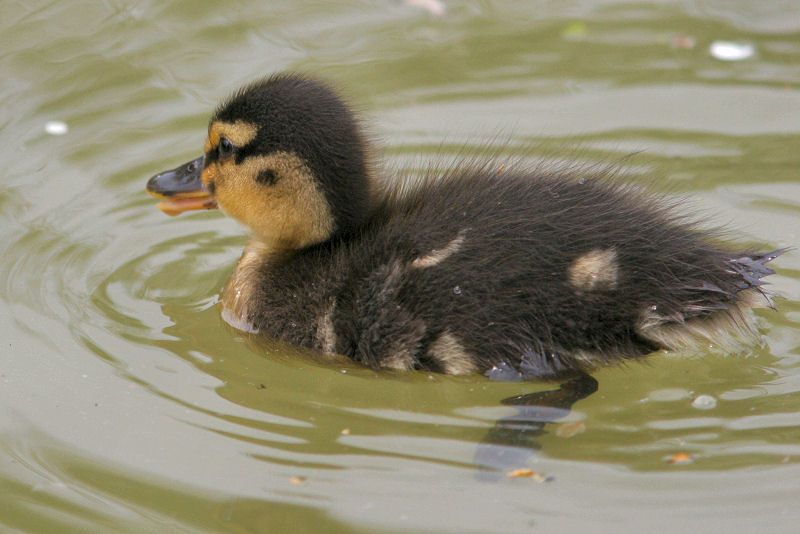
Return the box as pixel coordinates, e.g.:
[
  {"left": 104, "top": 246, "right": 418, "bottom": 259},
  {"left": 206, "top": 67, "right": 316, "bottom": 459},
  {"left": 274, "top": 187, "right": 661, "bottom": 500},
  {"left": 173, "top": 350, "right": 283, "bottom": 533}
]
[{"left": 145, "top": 156, "right": 217, "bottom": 216}]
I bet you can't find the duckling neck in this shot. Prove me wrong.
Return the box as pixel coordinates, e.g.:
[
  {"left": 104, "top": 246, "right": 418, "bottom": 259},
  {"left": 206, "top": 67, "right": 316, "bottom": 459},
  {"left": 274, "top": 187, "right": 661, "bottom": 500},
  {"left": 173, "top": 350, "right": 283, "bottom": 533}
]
[{"left": 221, "top": 238, "right": 284, "bottom": 333}]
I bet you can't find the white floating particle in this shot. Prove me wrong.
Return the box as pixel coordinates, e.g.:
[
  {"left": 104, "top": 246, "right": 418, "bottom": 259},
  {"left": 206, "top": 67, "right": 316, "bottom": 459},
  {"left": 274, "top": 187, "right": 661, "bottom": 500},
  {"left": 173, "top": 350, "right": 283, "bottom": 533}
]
[
  {"left": 709, "top": 41, "right": 754, "bottom": 61},
  {"left": 404, "top": 0, "right": 446, "bottom": 16},
  {"left": 45, "top": 120, "right": 69, "bottom": 135},
  {"left": 692, "top": 394, "right": 717, "bottom": 410},
  {"left": 647, "top": 388, "right": 690, "bottom": 402}
]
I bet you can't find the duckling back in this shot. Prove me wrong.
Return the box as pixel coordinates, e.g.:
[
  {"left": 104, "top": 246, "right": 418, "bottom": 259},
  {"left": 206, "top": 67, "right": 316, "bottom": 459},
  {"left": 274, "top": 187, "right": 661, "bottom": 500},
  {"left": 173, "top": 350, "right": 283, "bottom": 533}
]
[{"left": 239, "top": 164, "right": 781, "bottom": 379}]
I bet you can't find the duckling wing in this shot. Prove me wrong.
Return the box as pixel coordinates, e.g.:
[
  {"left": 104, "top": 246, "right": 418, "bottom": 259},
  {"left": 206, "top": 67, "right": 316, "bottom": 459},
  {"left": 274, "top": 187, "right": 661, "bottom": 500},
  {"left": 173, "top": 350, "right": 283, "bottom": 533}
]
[{"left": 363, "top": 169, "right": 783, "bottom": 374}]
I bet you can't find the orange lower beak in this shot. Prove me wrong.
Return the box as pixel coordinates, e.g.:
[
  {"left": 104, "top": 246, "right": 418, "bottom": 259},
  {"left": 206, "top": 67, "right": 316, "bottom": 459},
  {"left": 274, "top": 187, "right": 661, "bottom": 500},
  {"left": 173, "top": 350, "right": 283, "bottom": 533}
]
[
  {"left": 156, "top": 196, "right": 217, "bottom": 216},
  {"left": 146, "top": 156, "right": 218, "bottom": 216}
]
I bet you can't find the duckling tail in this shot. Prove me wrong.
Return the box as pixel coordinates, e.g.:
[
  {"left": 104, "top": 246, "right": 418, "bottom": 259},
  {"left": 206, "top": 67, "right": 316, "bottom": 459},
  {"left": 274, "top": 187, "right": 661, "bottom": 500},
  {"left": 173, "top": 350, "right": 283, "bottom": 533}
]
[
  {"left": 726, "top": 248, "right": 787, "bottom": 308},
  {"left": 637, "top": 248, "right": 786, "bottom": 353}
]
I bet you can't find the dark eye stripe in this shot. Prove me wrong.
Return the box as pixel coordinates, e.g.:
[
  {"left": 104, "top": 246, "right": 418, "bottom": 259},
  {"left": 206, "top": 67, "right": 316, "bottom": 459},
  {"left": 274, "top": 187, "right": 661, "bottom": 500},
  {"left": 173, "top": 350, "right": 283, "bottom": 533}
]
[
  {"left": 256, "top": 169, "right": 278, "bottom": 186},
  {"left": 204, "top": 139, "right": 254, "bottom": 165}
]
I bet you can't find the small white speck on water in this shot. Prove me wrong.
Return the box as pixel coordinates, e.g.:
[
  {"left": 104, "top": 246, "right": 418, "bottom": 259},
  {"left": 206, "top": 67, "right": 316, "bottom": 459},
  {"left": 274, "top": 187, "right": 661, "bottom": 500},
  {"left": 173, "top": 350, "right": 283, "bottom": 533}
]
[
  {"left": 578, "top": 177, "right": 586, "bottom": 185},
  {"left": 692, "top": 394, "right": 717, "bottom": 410},
  {"left": 45, "top": 120, "right": 68, "bottom": 135},
  {"left": 453, "top": 285, "right": 462, "bottom": 295},
  {"left": 710, "top": 41, "right": 754, "bottom": 61},
  {"left": 404, "top": 0, "right": 446, "bottom": 16},
  {"left": 646, "top": 388, "right": 690, "bottom": 402}
]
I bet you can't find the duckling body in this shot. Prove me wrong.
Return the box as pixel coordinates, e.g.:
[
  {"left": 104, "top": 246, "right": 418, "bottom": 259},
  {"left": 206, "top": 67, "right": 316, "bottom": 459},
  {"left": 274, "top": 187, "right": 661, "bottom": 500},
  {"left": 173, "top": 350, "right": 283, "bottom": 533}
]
[
  {"left": 224, "top": 168, "right": 777, "bottom": 378},
  {"left": 147, "top": 73, "right": 781, "bottom": 379}
]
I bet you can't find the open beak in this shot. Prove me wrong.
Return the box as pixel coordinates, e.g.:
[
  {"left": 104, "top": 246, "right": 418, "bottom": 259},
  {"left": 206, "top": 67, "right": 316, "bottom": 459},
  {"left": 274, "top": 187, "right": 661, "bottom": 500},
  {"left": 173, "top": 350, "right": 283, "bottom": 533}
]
[{"left": 145, "top": 156, "right": 218, "bottom": 216}]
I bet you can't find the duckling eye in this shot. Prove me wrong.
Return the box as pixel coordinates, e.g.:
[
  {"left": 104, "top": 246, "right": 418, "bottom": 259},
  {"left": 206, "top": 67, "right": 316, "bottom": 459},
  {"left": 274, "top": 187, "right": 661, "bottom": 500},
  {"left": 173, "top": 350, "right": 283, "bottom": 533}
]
[{"left": 218, "top": 137, "right": 234, "bottom": 158}]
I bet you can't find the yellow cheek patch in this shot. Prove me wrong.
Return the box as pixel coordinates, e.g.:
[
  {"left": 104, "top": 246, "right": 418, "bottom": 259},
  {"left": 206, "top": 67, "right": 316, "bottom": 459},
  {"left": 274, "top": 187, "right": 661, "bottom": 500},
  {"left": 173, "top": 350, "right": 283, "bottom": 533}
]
[
  {"left": 214, "top": 151, "right": 335, "bottom": 250},
  {"left": 205, "top": 121, "right": 259, "bottom": 154}
]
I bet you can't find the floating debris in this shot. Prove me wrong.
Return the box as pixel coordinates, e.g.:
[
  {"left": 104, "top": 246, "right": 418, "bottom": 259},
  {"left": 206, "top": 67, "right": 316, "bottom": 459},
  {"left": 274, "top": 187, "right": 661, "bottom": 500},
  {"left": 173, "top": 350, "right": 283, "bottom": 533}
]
[
  {"left": 44, "top": 120, "right": 68, "bottom": 135},
  {"left": 646, "top": 388, "right": 691, "bottom": 402},
  {"left": 665, "top": 452, "right": 694, "bottom": 465},
  {"left": 506, "top": 468, "right": 551, "bottom": 482},
  {"left": 404, "top": 0, "right": 446, "bottom": 17},
  {"left": 691, "top": 394, "right": 717, "bottom": 410},
  {"left": 671, "top": 34, "right": 696, "bottom": 50},
  {"left": 340, "top": 428, "right": 351, "bottom": 436},
  {"left": 555, "top": 421, "right": 586, "bottom": 438},
  {"left": 710, "top": 41, "right": 755, "bottom": 61},
  {"left": 289, "top": 476, "right": 306, "bottom": 486},
  {"left": 561, "top": 21, "right": 587, "bottom": 40}
]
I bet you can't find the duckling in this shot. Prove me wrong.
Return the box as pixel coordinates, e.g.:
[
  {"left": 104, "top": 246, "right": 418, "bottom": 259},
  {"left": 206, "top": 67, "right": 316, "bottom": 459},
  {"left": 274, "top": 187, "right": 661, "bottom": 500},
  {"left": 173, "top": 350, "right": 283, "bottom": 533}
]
[{"left": 146, "top": 73, "right": 782, "bottom": 379}]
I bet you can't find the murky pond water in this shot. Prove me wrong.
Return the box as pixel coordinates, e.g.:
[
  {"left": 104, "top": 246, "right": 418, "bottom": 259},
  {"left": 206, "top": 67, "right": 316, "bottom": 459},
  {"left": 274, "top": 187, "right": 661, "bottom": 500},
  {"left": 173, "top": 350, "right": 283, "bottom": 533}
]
[{"left": 2, "top": 1, "right": 800, "bottom": 532}]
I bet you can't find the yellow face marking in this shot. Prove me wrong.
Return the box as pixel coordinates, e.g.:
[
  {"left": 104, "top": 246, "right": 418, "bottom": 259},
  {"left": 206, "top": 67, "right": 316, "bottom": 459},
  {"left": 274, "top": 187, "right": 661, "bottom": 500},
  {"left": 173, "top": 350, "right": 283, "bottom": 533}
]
[
  {"left": 211, "top": 150, "right": 335, "bottom": 250},
  {"left": 204, "top": 121, "right": 258, "bottom": 154}
]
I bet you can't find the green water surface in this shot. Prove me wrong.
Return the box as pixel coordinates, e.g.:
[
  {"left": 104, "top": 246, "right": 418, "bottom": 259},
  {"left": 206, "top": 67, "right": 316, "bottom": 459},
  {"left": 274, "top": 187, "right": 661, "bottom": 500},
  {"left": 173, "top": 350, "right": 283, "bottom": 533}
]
[{"left": 1, "top": 1, "right": 799, "bottom": 533}]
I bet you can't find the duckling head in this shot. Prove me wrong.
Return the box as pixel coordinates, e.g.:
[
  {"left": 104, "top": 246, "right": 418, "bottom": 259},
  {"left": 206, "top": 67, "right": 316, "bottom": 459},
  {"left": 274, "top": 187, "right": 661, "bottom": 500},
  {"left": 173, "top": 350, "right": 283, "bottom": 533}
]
[{"left": 147, "top": 74, "right": 372, "bottom": 250}]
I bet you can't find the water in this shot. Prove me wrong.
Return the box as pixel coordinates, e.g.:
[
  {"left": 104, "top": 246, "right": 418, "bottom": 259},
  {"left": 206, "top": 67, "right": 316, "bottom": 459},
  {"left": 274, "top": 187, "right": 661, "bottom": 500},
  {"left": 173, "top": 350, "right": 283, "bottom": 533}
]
[{"left": 2, "top": 1, "right": 799, "bottom": 532}]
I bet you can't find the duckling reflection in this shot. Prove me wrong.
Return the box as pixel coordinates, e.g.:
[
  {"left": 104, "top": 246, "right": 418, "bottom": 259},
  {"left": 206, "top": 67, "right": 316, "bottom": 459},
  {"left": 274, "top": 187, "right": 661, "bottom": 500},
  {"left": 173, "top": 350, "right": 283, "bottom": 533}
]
[
  {"left": 146, "top": 73, "right": 783, "bottom": 381},
  {"left": 474, "top": 372, "right": 598, "bottom": 479}
]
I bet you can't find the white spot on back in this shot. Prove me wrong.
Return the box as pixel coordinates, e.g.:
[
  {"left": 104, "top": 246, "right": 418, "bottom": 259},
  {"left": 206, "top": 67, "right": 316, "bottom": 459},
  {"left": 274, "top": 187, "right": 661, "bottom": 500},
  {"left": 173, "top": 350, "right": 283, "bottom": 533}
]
[
  {"left": 315, "top": 300, "right": 337, "bottom": 355},
  {"left": 568, "top": 248, "right": 619, "bottom": 291},
  {"left": 411, "top": 231, "right": 466, "bottom": 269},
  {"left": 428, "top": 330, "right": 477, "bottom": 375},
  {"left": 383, "top": 349, "right": 415, "bottom": 371}
]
